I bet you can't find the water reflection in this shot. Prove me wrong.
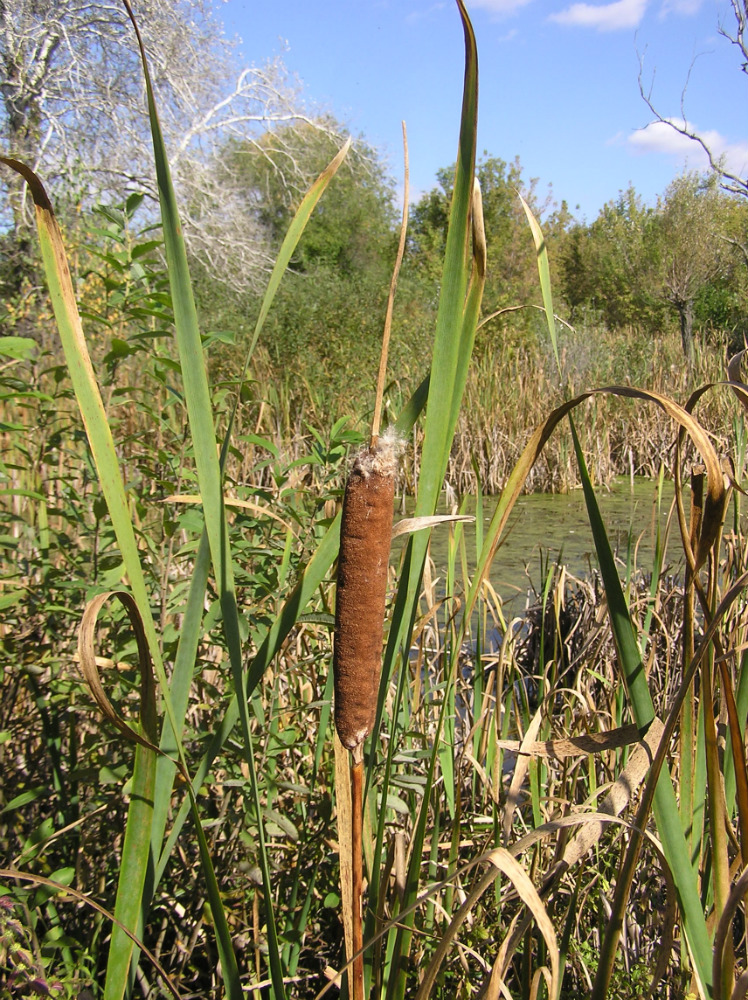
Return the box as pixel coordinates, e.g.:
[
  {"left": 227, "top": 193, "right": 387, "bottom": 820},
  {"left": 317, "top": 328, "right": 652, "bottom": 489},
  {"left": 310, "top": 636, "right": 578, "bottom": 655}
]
[{"left": 393, "top": 477, "right": 683, "bottom": 611}]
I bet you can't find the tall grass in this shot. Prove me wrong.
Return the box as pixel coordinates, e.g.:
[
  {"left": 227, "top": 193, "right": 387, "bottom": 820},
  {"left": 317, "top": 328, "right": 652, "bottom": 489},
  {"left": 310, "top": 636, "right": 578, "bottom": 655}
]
[{"left": 3, "top": 2, "right": 748, "bottom": 999}]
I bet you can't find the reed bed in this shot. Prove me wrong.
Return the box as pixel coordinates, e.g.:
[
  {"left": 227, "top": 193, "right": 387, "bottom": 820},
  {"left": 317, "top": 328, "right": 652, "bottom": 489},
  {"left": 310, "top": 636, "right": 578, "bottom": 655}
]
[
  {"left": 1, "top": 311, "right": 737, "bottom": 505},
  {"left": 4, "top": 3, "right": 748, "bottom": 999},
  {"left": 4, "top": 529, "right": 743, "bottom": 998}
]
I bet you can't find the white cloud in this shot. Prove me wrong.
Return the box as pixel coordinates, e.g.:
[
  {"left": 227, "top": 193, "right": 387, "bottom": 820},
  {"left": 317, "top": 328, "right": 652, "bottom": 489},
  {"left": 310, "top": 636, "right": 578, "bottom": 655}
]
[
  {"left": 659, "top": 0, "right": 702, "bottom": 13},
  {"left": 550, "top": 0, "right": 648, "bottom": 30},
  {"left": 405, "top": 3, "right": 448, "bottom": 24},
  {"left": 465, "top": 0, "right": 534, "bottom": 14},
  {"left": 627, "top": 119, "right": 748, "bottom": 177}
]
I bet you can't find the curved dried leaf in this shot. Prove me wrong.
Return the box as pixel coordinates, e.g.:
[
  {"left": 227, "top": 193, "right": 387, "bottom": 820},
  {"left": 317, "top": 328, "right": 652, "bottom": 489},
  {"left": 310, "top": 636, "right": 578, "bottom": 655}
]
[
  {"left": 728, "top": 350, "right": 748, "bottom": 415},
  {"left": 77, "top": 590, "right": 159, "bottom": 752},
  {"left": 164, "top": 493, "right": 296, "bottom": 533},
  {"left": 414, "top": 848, "right": 557, "bottom": 1000},
  {"left": 501, "top": 811, "right": 676, "bottom": 1000},
  {"left": 495, "top": 722, "right": 643, "bottom": 758},
  {"left": 487, "top": 848, "right": 559, "bottom": 995},
  {"left": 730, "top": 971, "right": 748, "bottom": 1000},
  {"left": 468, "top": 383, "right": 725, "bottom": 631},
  {"left": 392, "top": 514, "right": 475, "bottom": 539},
  {"left": 502, "top": 708, "right": 542, "bottom": 839}
]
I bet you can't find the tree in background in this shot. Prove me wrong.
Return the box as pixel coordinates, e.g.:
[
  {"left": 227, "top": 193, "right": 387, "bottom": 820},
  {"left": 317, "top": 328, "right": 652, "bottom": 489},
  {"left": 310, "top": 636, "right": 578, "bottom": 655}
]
[
  {"left": 558, "top": 175, "right": 746, "bottom": 363},
  {"left": 409, "top": 155, "right": 557, "bottom": 344},
  {"left": 197, "top": 123, "right": 427, "bottom": 417},
  {"left": 0, "top": 0, "right": 344, "bottom": 293},
  {"left": 559, "top": 186, "right": 662, "bottom": 333},
  {"left": 225, "top": 123, "right": 396, "bottom": 276},
  {"left": 653, "top": 172, "right": 741, "bottom": 363}
]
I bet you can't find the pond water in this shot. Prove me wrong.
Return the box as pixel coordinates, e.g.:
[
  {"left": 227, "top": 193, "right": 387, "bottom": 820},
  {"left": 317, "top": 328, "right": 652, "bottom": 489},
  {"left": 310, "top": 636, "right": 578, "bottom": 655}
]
[{"left": 394, "top": 477, "right": 687, "bottom": 612}]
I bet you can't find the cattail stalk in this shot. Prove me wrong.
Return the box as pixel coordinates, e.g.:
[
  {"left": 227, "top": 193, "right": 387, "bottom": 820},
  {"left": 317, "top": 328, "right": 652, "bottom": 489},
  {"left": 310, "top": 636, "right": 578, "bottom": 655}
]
[
  {"left": 334, "top": 436, "right": 398, "bottom": 1000},
  {"left": 333, "top": 123, "right": 409, "bottom": 1000},
  {"left": 351, "top": 751, "right": 365, "bottom": 996},
  {"left": 334, "top": 438, "right": 398, "bottom": 998},
  {"left": 334, "top": 439, "right": 398, "bottom": 749}
]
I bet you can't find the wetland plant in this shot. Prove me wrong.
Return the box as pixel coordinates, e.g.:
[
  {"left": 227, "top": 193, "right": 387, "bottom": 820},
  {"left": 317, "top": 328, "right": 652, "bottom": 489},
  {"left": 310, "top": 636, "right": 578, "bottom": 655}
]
[{"left": 4, "top": 2, "right": 748, "bottom": 999}]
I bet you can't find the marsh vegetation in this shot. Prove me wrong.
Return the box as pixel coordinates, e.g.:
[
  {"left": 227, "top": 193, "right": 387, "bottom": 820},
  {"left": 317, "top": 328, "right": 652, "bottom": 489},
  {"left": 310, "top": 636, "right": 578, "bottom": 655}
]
[{"left": 3, "top": 3, "right": 748, "bottom": 1000}]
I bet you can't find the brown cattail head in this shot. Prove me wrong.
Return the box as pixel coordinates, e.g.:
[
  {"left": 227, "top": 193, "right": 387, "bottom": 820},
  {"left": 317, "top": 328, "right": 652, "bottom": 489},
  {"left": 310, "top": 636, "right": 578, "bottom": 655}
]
[{"left": 333, "top": 431, "right": 400, "bottom": 750}]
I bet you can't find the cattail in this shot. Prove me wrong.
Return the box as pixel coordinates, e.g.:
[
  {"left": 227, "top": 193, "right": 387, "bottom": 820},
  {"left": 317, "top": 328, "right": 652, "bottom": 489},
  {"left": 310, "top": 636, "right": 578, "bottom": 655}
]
[{"left": 334, "top": 430, "right": 400, "bottom": 750}]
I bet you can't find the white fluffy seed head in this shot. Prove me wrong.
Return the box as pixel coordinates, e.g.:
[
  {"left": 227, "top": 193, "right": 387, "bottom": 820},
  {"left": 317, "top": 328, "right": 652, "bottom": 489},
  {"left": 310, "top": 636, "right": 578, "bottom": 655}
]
[{"left": 353, "top": 426, "right": 404, "bottom": 480}]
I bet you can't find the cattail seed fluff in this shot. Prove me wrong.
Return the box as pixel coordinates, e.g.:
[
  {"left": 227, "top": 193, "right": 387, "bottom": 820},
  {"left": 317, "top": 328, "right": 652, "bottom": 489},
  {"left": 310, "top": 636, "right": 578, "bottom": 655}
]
[{"left": 333, "top": 431, "right": 401, "bottom": 750}]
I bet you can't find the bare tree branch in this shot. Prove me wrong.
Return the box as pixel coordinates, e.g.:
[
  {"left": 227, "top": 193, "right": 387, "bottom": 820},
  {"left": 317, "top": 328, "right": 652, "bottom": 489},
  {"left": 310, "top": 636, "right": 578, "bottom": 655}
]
[
  {"left": 637, "top": 2, "right": 748, "bottom": 200},
  {"left": 0, "top": 0, "right": 350, "bottom": 291}
]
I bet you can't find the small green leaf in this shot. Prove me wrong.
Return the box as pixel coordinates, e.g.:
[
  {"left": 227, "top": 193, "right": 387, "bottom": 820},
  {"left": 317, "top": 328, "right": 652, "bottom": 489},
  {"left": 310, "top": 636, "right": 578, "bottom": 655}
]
[
  {"left": 0, "top": 336, "right": 37, "bottom": 360},
  {"left": 264, "top": 808, "right": 299, "bottom": 843},
  {"left": 1, "top": 787, "right": 51, "bottom": 814}
]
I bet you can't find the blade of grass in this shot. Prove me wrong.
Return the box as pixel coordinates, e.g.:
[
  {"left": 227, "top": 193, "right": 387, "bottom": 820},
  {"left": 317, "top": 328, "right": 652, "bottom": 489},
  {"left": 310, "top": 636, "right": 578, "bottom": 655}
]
[
  {"left": 118, "top": 21, "right": 353, "bottom": 993},
  {"left": 122, "top": 4, "right": 276, "bottom": 994},
  {"left": 222, "top": 138, "right": 352, "bottom": 452},
  {"left": 414, "top": 0, "right": 479, "bottom": 513},
  {"left": 145, "top": 137, "right": 353, "bottom": 926},
  {"left": 366, "top": 5, "right": 482, "bottom": 991},
  {"left": 145, "top": 123, "right": 351, "bottom": 922}
]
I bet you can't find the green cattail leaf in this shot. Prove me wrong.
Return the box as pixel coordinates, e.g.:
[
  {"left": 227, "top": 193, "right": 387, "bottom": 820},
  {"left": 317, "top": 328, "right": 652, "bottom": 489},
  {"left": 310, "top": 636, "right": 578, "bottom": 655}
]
[
  {"left": 379, "top": 4, "right": 482, "bottom": 997},
  {"left": 120, "top": 15, "right": 346, "bottom": 1000},
  {"left": 122, "top": 4, "right": 248, "bottom": 995},
  {"left": 245, "top": 139, "right": 351, "bottom": 368},
  {"left": 415, "top": 0, "right": 479, "bottom": 515},
  {"left": 519, "top": 193, "right": 559, "bottom": 372},
  {"left": 104, "top": 737, "right": 157, "bottom": 1000},
  {"left": 134, "top": 118, "right": 351, "bottom": 984}
]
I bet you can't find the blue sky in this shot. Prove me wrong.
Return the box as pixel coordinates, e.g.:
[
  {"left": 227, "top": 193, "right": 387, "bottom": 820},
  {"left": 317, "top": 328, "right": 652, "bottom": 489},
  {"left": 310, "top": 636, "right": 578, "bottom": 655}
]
[{"left": 220, "top": 0, "right": 747, "bottom": 222}]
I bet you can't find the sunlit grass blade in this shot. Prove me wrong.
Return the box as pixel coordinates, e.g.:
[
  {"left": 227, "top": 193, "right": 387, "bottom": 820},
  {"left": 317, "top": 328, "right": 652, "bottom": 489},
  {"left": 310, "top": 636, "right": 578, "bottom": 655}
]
[
  {"left": 122, "top": 3, "right": 262, "bottom": 995},
  {"left": 414, "top": 0, "right": 479, "bottom": 514},
  {"left": 519, "top": 192, "right": 559, "bottom": 372},
  {"left": 393, "top": 373, "right": 430, "bottom": 438},
  {"left": 134, "top": 122, "right": 351, "bottom": 978},
  {"left": 222, "top": 138, "right": 351, "bottom": 451},
  {"left": 131, "top": 530, "right": 211, "bottom": 995},
  {"left": 447, "top": 179, "right": 486, "bottom": 442},
  {"left": 367, "top": 5, "right": 482, "bottom": 993},
  {"left": 121, "top": 26, "right": 351, "bottom": 997},
  {"left": 575, "top": 421, "right": 709, "bottom": 999}
]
